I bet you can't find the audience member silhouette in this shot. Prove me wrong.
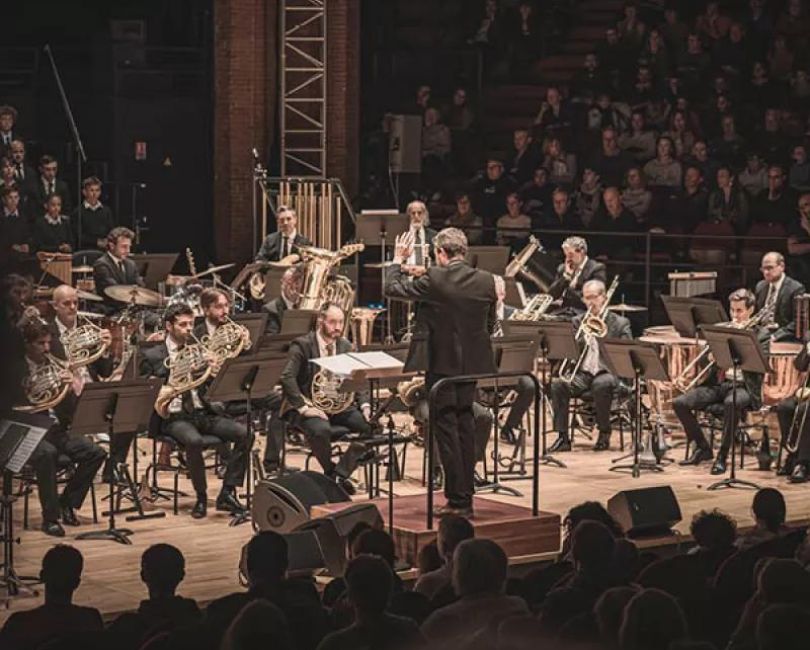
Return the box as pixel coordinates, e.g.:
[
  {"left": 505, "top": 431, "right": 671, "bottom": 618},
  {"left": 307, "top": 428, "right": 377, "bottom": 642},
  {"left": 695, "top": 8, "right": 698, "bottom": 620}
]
[{"left": 221, "top": 599, "right": 294, "bottom": 650}]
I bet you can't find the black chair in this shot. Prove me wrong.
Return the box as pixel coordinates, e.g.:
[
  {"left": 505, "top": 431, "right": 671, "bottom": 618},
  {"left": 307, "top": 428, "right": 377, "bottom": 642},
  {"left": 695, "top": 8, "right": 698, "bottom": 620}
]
[
  {"left": 569, "top": 384, "right": 631, "bottom": 450},
  {"left": 19, "top": 455, "right": 98, "bottom": 529}
]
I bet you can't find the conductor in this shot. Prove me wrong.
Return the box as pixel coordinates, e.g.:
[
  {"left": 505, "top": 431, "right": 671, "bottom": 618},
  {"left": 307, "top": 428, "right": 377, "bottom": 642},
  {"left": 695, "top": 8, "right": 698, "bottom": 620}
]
[{"left": 385, "top": 227, "right": 498, "bottom": 517}]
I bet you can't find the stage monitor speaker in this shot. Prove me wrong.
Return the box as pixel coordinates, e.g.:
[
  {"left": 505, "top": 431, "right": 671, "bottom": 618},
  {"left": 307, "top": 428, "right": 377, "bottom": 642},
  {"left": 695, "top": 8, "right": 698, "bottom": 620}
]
[
  {"left": 607, "top": 486, "right": 682, "bottom": 538},
  {"left": 252, "top": 470, "right": 351, "bottom": 533},
  {"left": 292, "top": 503, "right": 384, "bottom": 576},
  {"left": 388, "top": 114, "right": 422, "bottom": 174}
]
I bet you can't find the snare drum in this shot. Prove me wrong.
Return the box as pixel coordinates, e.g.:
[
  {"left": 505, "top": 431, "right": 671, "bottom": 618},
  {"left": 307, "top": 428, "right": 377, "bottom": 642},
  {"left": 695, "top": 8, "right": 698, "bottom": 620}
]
[{"left": 763, "top": 342, "right": 803, "bottom": 406}]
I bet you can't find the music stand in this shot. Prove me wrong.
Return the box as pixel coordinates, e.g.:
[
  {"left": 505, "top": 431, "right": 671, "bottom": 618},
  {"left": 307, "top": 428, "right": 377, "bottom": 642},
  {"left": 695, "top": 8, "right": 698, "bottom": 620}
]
[
  {"left": 281, "top": 309, "right": 318, "bottom": 335},
  {"left": 503, "top": 278, "right": 527, "bottom": 309},
  {"left": 661, "top": 296, "right": 728, "bottom": 339},
  {"left": 599, "top": 339, "right": 669, "bottom": 478},
  {"left": 356, "top": 212, "right": 410, "bottom": 343},
  {"left": 130, "top": 253, "right": 179, "bottom": 290},
  {"left": 74, "top": 379, "right": 162, "bottom": 544},
  {"left": 467, "top": 246, "right": 510, "bottom": 274},
  {"left": 207, "top": 352, "right": 288, "bottom": 526},
  {"left": 257, "top": 332, "right": 299, "bottom": 355},
  {"left": 261, "top": 266, "right": 287, "bottom": 301},
  {"left": 701, "top": 325, "right": 770, "bottom": 491},
  {"left": 233, "top": 313, "right": 269, "bottom": 352},
  {"left": 1, "top": 414, "right": 50, "bottom": 600}
]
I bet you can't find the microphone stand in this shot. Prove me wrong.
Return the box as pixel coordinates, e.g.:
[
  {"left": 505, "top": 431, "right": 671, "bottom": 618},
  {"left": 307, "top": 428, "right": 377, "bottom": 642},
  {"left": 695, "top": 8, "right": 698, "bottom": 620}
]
[{"left": 44, "top": 44, "right": 87, "bottom": 249}]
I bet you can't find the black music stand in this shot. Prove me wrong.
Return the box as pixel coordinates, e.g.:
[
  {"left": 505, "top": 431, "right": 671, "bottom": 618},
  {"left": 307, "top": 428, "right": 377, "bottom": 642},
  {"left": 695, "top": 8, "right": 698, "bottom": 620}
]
[
  {"left": 356, "top": 212, "right": 410, "bottom": 343},
  {"left": 701, "top": 325, "right": 770, "bottom": 491},
  {"left": 233, "top": 313, "right": 269, "bottom": 352},
  {"left": 599, "top": 339, "right": 669, "bottom": 478},
  {"left": 662, "top": 296, "right": 728, "bottom": 339},
  {"left": 1, "top": 415, "right": 50, "bottom": 600},
  {"left": 281, "top": 309, "right": 318, "bottom": 335},
  {"left": 207, "top": 352, "right": 288, "bottom": 526},
  {"left": 130, "top": 253, "right": 179, "bottom": 290},
  {"left": 478, "top": 335, "right": 540, "bottom": 494},
  {"left": 503, "top": 278, "right": 528, "bottom": 309},
  {"left": 74, "top": 380, "right": 162, "bottom": 544},
  {"left": 467, "top": 246, "right": 510, "bottom": 274}
]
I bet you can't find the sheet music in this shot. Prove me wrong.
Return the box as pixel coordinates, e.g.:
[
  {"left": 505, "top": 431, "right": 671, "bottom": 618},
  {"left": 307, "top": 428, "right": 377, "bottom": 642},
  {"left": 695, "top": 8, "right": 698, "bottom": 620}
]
[
  {"left": 1, "top": 419, "right": 49, "bottom": 474},
  {"left": 311, "top": 351, "right": 402, "bottom": 377}
]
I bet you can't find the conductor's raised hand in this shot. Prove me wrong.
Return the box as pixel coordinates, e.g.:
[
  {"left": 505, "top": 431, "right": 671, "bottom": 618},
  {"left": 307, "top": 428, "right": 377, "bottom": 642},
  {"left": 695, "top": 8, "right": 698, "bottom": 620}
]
[{"left": 393, "top": 231, "right": 415, "bottom": 263}]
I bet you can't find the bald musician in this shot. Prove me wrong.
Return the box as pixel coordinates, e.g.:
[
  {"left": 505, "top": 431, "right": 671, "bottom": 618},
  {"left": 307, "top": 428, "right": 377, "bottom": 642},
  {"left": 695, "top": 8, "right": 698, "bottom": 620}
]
[{"left": 755, "top": 251, "right": 805, "bottom": 342}]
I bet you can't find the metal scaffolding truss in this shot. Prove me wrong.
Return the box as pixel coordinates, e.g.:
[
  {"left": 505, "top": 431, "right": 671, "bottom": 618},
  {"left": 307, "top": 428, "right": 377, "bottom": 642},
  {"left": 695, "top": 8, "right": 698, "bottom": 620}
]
[{"left": 280, "top": 0, "right": 326, "bottom": 176}]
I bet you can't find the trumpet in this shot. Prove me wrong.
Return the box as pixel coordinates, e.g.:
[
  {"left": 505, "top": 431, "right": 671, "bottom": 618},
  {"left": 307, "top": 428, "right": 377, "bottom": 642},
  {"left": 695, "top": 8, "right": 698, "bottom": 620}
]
[
  {"left": 17, "top": 353, "right": 74, "bottom": 413},
  {"left": 558, "top": 276, "right": 619, "bottom": 383},
  {"left": 672, "top": 309, "right": 773, "bottom": 393}
]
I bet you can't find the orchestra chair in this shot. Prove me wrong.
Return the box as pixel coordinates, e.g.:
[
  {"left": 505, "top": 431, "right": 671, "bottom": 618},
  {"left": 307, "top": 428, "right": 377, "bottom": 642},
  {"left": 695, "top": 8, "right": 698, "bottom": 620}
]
[
  {"left": 18, "top": 456, "right": 99, "bottom": 529},
  {"left": 568, "top": 386, "right": 631, "bottom": 451},
  {"left": 683, "top": 403, "right": 769, "bottom": 469}
]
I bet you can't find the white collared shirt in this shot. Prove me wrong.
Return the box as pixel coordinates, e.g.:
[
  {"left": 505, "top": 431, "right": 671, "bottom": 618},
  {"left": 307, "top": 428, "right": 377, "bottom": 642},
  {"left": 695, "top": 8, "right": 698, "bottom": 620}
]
[
  {"left": 315, "top": 330, "right": 337, "bottom": 358},
  {"left": 406, "top": 225, "right": 427, "bottom": 266},
  {"left": 165, "top": 335, "right": 204, "bottom": 413},
  {"left": 205, "top": 319, "right": 218, "bottom": 338},
  {"left": 44, "top": 213, "right": 64, "bottom": 226},
  {"left": 83, "top": 200, "right": 102, "bottom": 211},
  {"left": 767, "top": 274, "right": 785, "bottom": 302}
]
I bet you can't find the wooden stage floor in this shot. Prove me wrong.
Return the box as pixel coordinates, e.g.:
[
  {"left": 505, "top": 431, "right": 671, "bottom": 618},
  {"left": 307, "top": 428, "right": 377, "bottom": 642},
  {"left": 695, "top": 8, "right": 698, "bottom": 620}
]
[{"left": 2, "top": 434, "right": 810, "bottom": 624}]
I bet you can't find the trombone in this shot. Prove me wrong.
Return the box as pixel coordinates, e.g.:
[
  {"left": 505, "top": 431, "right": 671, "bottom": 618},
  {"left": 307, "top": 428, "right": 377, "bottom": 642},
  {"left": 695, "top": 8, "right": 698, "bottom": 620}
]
[
  {"left": 558, "top": 276, "right": 619, "bottom": 383},
  {"left": 785, "top": 351, "right": 810, "bottom": 455}
]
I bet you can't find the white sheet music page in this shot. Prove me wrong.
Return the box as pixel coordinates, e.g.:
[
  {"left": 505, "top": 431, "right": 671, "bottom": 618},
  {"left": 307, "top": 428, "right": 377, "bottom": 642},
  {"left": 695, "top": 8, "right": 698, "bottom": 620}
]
[
  {"left": 311, "top": 351, "right": 402, "bottom": 377},
  {"left": 1, "top": 419, "right": 49, "bottom": 474}
]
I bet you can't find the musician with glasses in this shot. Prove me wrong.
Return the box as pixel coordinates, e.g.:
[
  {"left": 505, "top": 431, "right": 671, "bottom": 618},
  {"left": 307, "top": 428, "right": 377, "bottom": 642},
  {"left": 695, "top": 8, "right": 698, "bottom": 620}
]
[
  {"left": 255, "top": 206, "right": 311, "bottom": 263},
  {"left": 279, "top": 303, "right": 371, "bottom": 495},
  {"left": 776, "top": 341, "right": 810, "bottom": 483},
  {"left": 675, "top": 289, "right": 769, "bottom": 475},
  {"left": 755, "top": 251, "right": 805, "bottom": 342},
  {"left": 548, "top": 237, "right": 606, "bottom": 313},
  {"left": 140, "top": 303, "right": 248, "bottom": 519},
  {"left": 549, "top": 279, "right": 631, "bottom": 453}
]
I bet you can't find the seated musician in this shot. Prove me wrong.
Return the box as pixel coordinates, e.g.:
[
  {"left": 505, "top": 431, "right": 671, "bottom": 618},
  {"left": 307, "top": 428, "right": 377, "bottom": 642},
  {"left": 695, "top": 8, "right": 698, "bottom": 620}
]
[
  {"left": 48, "top": 285, "right": 132, "bottom": 481},
  {"left": 255, "top": 206, "right": 311, "bottom": 262},
  {"left": 549, "top": 279, "right": 632, "bottom": 452},
  {"left": 262, "top": 265, "right": 304, "bottom": 335},
  {"left": 548, "top": 236, "right": 607, "bottom": 312},
  {"left": 776, "top": 341, "right": 810, "bottom": 483},
  {"left": 93, "top": 226, "right": 144, "bottom": 305},
  {"left": 16, "top": 318, "right": 107, "bottom": 537},
  {"left": 675, "top": 289, "right": 769, "bottom": 475},
  {"left": 279, "top": 302, "right": 371, "bottom": 495},
  {"left": 139, "top": 303, "right": 248, "bottom": 519},
  {"left": 755, "top": 251, "right": 805, "bottom": 342}
]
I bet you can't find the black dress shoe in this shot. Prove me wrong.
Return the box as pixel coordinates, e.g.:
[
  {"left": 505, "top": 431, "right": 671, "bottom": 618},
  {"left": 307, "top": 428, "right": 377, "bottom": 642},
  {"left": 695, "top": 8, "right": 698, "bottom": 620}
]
[
  {"left": 548, "top": 436, "right": 572, "bottom": 453},
  {"left": 42, "top": 521, "right": 65, "bottom": 537},
  {"left": 191, "top": 496, "right": 207, "bottom": 519},
  {"left": 499, "top": 427, "right": 517, "bottom": 445},
  {"left": 433, "top": 504, "right": 474, "bottom": 518},
  {"left": 330, "top": 474, "right": 356, "bottom": 496},
  {"left": 790, "top": 463, "right": 809, "bottom": 483},
  {"left": 592, "top": 432, "right": 611, "bottom": 451},
  {"left": 679, "top": 447, "right": 714, "bottom": 466},
  {"left": 473, "top": 471, "right": 491, "bottom": 488},
  {"left": 215, "top": 490, "right": 245, "bottom": 514},
  {"left": 710, "top": 458, "right": 728, "bottom": 475},
  {"left": 60, "top": 506, "right": 80, "bottom": 526}
]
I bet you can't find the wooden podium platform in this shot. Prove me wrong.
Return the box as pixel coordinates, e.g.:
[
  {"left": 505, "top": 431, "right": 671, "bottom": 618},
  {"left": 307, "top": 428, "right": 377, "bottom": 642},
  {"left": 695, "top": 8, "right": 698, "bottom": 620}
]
[{"left": 312, "top": 494, "right": 561, "bottom": 565}]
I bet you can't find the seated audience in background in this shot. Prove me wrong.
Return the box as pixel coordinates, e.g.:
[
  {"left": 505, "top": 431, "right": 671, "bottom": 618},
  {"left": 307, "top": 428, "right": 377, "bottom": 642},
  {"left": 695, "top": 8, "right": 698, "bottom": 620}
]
[
  {"left": 520, "top": 166, "right": 554, "bottom": 217},
  {"left": 445, "top": 191, "right": 483, "bottom": 245},
  {"left": 688, "top": 509, "right": 738, "bottom": 578},
  {"left": 756, "top": 603, "right": 810, "bottom": 650},
  {"left": 621, "top": 167, "right": 651, "bottom": 222},
  {"left": 619, "top": 110, "right": 657, "bottom": 163},
  {"left": 737, "top": 152, "right": 768, "bottom": 198},
  {"left": 594, "top": 586, "right": 641, "bottom": 650},
  {"left": 495, "top": 192, "right": 531, "bottom": 249},
  {"left": 205, "top": 531, "right": 329, "bottom": 650},
  {"left": 664, "top": 165, "right": 709, "bottom": 233},
  {"left": 416, "top": 541, "right": 442, "bottom": 577},
  {"left": 222, "top": 600, "right": 293, "bottom": 650},
  {"left": 106, "top": 544, "right": 201, "bottom": 650},
  {"left": 588, "top": 126, "right": 633, "bottom": 188},
  {"left": 707, "top": 166, "right": 749, "bottom": 234},
  {"left": 472, "top": 158, "right": 516, "bottom": 236},
  {"left": 736, "top": 488, "right": 790, "bottom": 550},
  {"left": 538, "top": 187, "right": 582, "bottom": 249},
  {"left": 643, "top": 136, "right": 683, "bottom": 189},
  {"left": 787, "top": 192, "right": 810, "bottom": 286},
  {"left": 0, "top": 544, "right": 103, "bottom": 650},
  {"left": 619, "top": 588, "right": 689, "bottom": 650},
  {"left": 415, "top": 514, "right": 475, "bottom": 602},
  {"left": 421, "top": 538, "right": 528, "bottom": 645},
  {"left": 574, "top": 167, "right": 604, "bottom": 228},
  {"left": 508, "top": 128, "right": 541, "bottom": 186},
  {"left": 317, "top": 555, "right": 425, "bottom": 650},
  {"left": 73, "top": 176, "right": 114, "bottom": 251},
  {"left": 0, "top": 185, "right": 31, "bottom": 266},
  {"left": 32, "top": 154, "right": 71, "bottom": 214},
  {"left": 561, "top": 500, "right": 625, "bottom": 558},
  {"left": 32, "top": 193, "right": 73, "bottom": 253},
  {"left": 753, "top": 164, "right": 797, "bottom": 226},
  {"left": 789, "top": 144, "right": 810, "bottom": 193},
  {"left": 543, "top": 137, "right": 577, "bottom": 186}
]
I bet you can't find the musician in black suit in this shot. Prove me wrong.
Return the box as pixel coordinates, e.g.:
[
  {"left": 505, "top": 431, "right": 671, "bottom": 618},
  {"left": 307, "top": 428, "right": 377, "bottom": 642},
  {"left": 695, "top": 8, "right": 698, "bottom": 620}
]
[
  {"left": 675, "top": 289, "right": 769, "bottom": 475},
  {"left": 0, "top": 105, "right": 19, "bottom": 154},
  {"left": 30, "top": 155, "right": 72, "bottom": 214},
  {"left": 549, "top": 279, "right": 632, "bottom": 452},
  {"left": 8, "top": 140, "right": 36, "bottom": 199},
  {"left": 548, "top": 236, "right": 607, "bottom": 312},
  {"left": 0, "top": 185, "right": 32, "bottom": 269},
  {"left": 386, "top": 227, "right": 498, "bottom": 517},
  {"left": 139, "top": 303, "right": 248, "bottom": 519},
  {"left": 262, "top": 265, "right": 304, "bottom": 335},
  {"left": 754, "top": 251, "right": 805, "bottom": 342},
  {"left": 776, "top": 342, "right": 810, "bottom": 483},
  {"left": 93, "top": 227, "right": 144, "bottom": 308},
  {"left": 255, "top": 206, "right": 312, "bottom": 262},
  {"left": 73, "top": 176, "right": 114, "bottom": 251},
  {"left": 279, "top": 303, "right": 371, "bottom": 494},
  {"left": 403, "top": 200, "right": 437, "bottom": 271},
  {"left": 16, "top": 319, "right": 107, "bottom": 537}
]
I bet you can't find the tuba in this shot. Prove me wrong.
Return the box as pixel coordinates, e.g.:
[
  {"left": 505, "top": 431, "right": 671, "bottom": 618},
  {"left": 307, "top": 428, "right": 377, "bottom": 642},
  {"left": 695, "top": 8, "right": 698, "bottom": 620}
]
[
  {"left": 203, "top": 317, "right": 252, "bottom": 366},
  {"left": 504, "top": 236, "right": 547, "bottom": 291},
  {"left": 17, "top": 353, "right": 74, "bottom": 413},
  {"left": 61, "top": 313, "right": 110, "bottom": 369},
  {"left": 154, "top": 334, "right": 216, "bottom": 418},
  {"left": 297, "top": 243, "right": 364, "bottom": 310}
]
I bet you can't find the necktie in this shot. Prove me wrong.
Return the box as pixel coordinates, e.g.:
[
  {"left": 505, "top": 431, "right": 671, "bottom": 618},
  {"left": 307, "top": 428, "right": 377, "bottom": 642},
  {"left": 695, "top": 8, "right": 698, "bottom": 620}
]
[
  {"left": 118, "top": 261, "right": 126, "bottom": 278},
  {"left": 281, "top": 236, "right": 289, "bottom": 259},
  {"left": 327, "top": 343, "right": 335, "bottom": 357},
  {"left": 414, "top": 231, "right": 424, "bottom": 266},
  {"left": 765, "top": 284, "right": 778, "bottom": 321},
  {"left": 15, "top": 164, "right": 22, "bottom": 179},
  {"left": 49, "top": 181, "right": 55, "bottom": 194}
]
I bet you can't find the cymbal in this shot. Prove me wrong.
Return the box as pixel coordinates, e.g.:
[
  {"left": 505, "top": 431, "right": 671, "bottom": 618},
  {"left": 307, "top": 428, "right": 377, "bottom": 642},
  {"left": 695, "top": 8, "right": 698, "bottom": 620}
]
[
  {"left": 608, "top": 303, "right": 648, "bottom": 313},
  {"left": 365, "top": 261, "right": 395, "bottom": 269},
  {"left": 190, "top": 263, "right": 235, "bottom": 280},
  {"left": 72, "top": 265, "right": 94, "bottom": 274},
  {"left": 77, "top": 310, "right": 105, "bottom": 320},
  {"left": 77, "top": 289, "right": 103, "bottom": 302},
  {"left": 104, "top": 284, "right": 163, "bottom": 306}
]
